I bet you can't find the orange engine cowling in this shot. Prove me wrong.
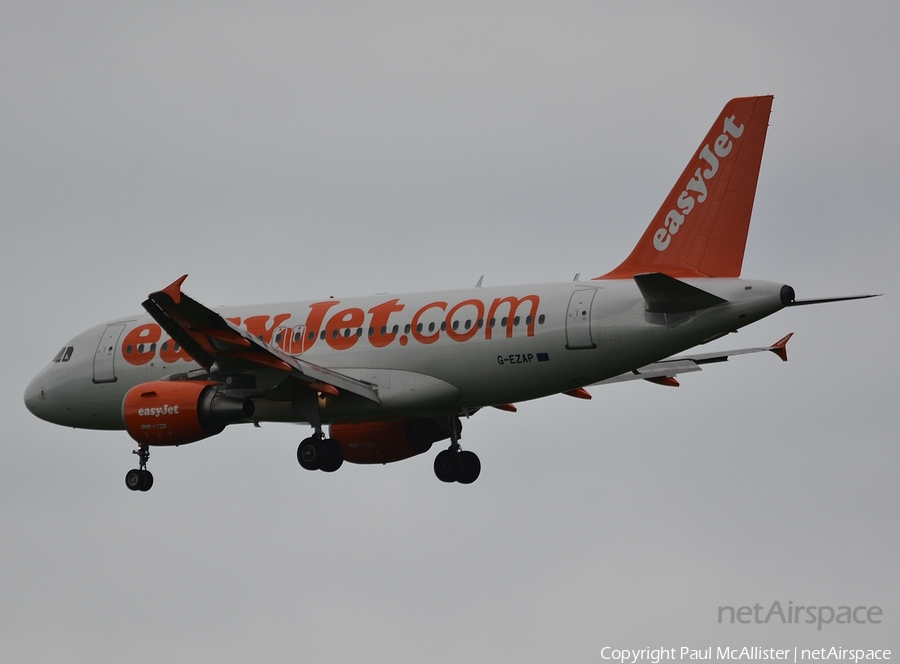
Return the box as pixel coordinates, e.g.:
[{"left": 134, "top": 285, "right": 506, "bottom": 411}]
[
  {"left": 330, "top": 418, "right": 457, "bottom": 464},
  {"left": 122, "top": 380, "right": 254, "bottom": 446}
]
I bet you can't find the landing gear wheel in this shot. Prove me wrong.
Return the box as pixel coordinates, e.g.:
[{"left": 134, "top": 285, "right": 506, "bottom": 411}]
[
  {"left": 434, "top": 449, "right": 461, "bottom": 483},
  {"left": 456, "top": 451, "right": 481, "bottom": 484},
  {"left": 319, "top": 439, "right": 344, "bottom": 473},
  {"left": 297, "top": 437, "right": 322, "bottom": 471},
  {"left": 125, "top": 469, "right": 154, "bottom": 491},
  {"left": 126, "top": 445, "right": 153, "bottom": 492},
  {"left": 125, "top": 468, "right": 143, "bottom": 491}
]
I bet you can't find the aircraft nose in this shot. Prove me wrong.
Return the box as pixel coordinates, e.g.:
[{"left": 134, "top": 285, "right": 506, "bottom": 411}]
[{"left": 24, "top": 370, "right": 52, "bottom": 422}]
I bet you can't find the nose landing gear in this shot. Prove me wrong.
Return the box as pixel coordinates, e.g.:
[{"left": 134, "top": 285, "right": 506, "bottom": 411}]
[{"left": 125, "top": 444, "right": 153, "bottom": 492}]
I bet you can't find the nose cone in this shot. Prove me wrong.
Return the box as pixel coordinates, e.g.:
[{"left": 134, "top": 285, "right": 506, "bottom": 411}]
[{"left": 24, "top": 367, "right": 54, "bottom": 423}]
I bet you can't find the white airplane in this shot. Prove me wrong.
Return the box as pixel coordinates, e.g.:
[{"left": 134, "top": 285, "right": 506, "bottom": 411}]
[{"left": 24, "top": 96, "right": 875, "bottom": 491}]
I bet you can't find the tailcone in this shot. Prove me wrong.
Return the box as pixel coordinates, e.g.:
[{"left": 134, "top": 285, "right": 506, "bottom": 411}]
[{"left": 780, "top": 284, "right": 796, "bottom": 307}]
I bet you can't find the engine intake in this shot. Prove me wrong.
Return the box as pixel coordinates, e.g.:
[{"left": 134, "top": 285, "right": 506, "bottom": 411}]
[{"left": 122, "top": 380, "right": 254, "bottom": 446}]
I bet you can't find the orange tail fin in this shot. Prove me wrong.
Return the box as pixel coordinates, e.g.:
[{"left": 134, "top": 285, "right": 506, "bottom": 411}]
[{"left": 597, "top": 95, "right": 773, "bottom": 280}]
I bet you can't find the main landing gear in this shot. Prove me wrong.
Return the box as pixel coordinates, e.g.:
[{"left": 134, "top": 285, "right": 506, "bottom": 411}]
[
  {"left": 297, "top": 434, "right": 344, "bottom": 473},
  {"left": 433, "top": 416, "right": 481, "bottom": 484},
  {"left": 125, "top": 444, "right": 153, "bottom": 492}
]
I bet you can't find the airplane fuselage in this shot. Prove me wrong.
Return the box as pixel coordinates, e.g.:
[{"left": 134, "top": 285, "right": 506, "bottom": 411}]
[{"left": 25, "top": 278, "right": 787, "bottom": 432}]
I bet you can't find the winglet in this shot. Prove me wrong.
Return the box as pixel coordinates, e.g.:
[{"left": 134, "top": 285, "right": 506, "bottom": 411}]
[
  {"left": 159, "top": 274, "right": 189, "bottom": 305},
  {"left": 597, "top": 96, "right": 773, "bottom": 279},
  {"left": 769, "top": 333, "right": 793, "bottom": 362}
]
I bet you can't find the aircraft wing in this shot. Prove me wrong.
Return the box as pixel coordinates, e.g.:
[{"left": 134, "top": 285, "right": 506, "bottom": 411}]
[
  {"left": 141, "top": 275, "right": 380, "bottom": 403},
  {"left": 591, "top": 333, "right": 793, "bottom": 388}
]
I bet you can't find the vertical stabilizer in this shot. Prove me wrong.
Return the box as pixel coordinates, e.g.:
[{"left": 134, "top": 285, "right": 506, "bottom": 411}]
[{"left": 597, "top": 96, "right": 773, "bottom": 279}]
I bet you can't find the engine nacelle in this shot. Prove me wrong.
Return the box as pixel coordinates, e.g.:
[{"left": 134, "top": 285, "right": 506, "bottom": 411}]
[
  {"left": 122, "top": 380, "right": 254, "bottom": 446},
  {"left": 330, "top": 417, "right": 457, "bottom": 464}
]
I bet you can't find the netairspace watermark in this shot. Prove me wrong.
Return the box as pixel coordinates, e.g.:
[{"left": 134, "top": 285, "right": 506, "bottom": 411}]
[
  {"left": 600, "top": 648, "right": 891, "bottom": 664},
  {"left": 718, "top": 602, "right": 882, "bottom": 631}
]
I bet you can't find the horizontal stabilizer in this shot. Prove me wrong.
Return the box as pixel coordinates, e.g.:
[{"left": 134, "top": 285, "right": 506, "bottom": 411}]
[
  {"left": 592, "top": 333, "right": 793, "bottom": 387},
  {"left": 633, "top": 272, "right": 728, "bottom": 314}
]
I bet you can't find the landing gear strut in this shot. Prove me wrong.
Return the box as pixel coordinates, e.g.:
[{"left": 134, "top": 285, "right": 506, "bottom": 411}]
[
  {"left": 125, "top": 444, "right": 154, "bottom": 492},
  {"left": 433, "top": 416, "right": 480, "bottom": 484},
  {"left": 293, "top": 385, "right": 344, "bottom": 474}
]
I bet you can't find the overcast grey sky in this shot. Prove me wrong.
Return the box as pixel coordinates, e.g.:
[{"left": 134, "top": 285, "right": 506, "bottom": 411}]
[{"left": 2, "top": 3, "right": 898, "bottom": 662}]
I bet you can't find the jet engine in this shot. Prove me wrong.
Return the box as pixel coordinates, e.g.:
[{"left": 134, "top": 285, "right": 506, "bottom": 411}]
[
  {"left": 122, "top": 380, "right": 254, "bottom": 446},
  {"left": 330, "top": 417, "right": 457, "bottom": 464}
]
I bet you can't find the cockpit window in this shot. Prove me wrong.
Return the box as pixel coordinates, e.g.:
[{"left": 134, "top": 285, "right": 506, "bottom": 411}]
[{"left": 53, "top": 346, "right": 74, "bottom": 362}]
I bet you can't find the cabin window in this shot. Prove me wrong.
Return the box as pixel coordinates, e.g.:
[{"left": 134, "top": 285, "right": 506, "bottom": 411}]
[{"left": 538, "top": 314, "right": 545, "bottom": 324}]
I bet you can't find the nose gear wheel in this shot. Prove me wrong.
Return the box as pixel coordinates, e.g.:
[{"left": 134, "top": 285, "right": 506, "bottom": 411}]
[{"left": 125, "top": 444, "right": 154, "bottom": 492}]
